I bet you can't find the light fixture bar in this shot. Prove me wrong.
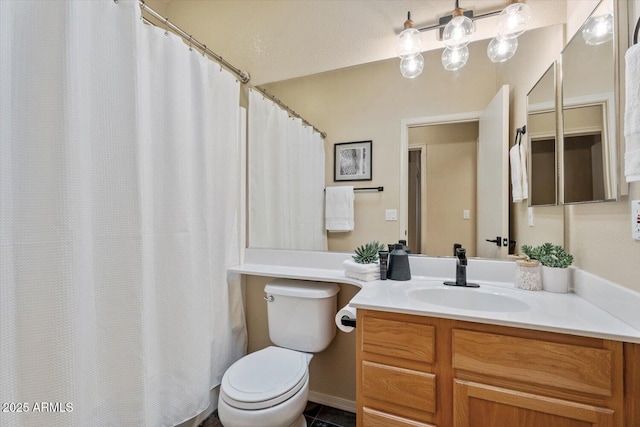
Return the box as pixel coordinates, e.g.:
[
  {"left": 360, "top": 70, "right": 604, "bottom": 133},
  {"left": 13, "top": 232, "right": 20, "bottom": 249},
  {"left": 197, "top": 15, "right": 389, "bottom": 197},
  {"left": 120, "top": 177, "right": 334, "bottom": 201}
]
[{"left": 413, "top": 8, "right": 502, "bottom": 33}]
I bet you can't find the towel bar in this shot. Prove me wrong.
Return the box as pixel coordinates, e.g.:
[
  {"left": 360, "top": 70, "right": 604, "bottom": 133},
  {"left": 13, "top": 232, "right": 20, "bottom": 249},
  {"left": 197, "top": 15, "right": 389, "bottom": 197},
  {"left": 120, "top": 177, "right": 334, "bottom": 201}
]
[{"left": 324, "top": 186, "right": 384, "bottom": 192}]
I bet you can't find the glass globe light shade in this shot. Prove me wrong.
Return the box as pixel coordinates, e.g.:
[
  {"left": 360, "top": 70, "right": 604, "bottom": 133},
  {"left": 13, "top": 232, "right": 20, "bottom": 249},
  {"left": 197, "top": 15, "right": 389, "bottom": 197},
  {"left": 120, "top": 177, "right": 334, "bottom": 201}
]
[
  {"left": 487, "top": 36, "right": 518, "bottom": 63},
  {"left": 441, "top": 46, "right": 469, "bottom": 71},
  {"left": 581, "top": 13, "right": 613, "bottom": 46},
  {"left": 496, "top": 2, "right": 532, "bottom": 39},
  {"left": 443, "top": 15, "right": 474, "bottom": 48},
  {"left": 400, "top": 53, "right": 424, "bottom": 78},
  {"left": 397, "top": 27, "right": 422, "bottom": 58}
]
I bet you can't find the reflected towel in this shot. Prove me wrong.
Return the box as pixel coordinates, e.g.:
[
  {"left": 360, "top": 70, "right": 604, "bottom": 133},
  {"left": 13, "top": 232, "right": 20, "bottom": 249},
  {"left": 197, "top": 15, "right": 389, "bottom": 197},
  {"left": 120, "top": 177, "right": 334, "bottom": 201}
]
[
  {"left": 625, "top": 44, "right": 640, "bottom": 182},
  {"left": 520, "top": 138, "right": 529, "bottom": 199},
  {"left": 325, "top": 186, "right": 354, "bottom": 232},
  {"left": 510, "top": 144, "right": 525, "bottom": 202}
]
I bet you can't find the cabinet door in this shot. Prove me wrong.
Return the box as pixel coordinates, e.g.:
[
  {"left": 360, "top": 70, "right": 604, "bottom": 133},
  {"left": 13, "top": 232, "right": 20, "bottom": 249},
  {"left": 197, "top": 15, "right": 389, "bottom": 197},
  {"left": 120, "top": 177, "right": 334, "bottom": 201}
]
[{"left": 453, "top": 380, "right": 614, "bottom": 427}]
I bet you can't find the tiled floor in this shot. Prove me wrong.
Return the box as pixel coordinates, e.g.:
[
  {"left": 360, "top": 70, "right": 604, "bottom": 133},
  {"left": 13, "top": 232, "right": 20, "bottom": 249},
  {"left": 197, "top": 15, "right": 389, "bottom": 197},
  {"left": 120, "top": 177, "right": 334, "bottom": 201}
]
[{"left": 200, "top": 401, "right": 356, "bottom": 427}]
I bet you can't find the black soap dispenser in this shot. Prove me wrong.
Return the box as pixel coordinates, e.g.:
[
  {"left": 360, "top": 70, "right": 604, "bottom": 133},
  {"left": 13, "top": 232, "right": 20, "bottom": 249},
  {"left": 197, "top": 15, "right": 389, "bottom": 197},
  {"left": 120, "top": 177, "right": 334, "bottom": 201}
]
[{"left": 387, "top": 244, "right": 411, "bottom": 281}]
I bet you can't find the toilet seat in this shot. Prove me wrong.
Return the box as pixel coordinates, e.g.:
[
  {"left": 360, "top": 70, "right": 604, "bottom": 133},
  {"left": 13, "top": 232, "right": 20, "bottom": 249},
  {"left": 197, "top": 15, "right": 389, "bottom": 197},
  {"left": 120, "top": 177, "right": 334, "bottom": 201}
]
[{"left": 220, "top": 346, "right": 309, "bottom": 411}]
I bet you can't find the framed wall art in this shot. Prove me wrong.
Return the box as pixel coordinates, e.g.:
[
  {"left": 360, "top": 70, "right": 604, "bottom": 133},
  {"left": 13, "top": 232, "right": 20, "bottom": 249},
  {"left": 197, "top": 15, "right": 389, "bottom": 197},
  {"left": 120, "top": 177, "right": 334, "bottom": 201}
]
[{"left": 333, "top": 140, "right": 372, "bottom": 181}]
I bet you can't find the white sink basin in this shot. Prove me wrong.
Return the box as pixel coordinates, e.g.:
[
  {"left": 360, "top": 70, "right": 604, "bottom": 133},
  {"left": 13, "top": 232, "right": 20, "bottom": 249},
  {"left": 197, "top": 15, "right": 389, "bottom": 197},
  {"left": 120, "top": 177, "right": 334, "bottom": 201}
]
[{"left": 407, "top": 287, "right": 531, "bottom": 313}]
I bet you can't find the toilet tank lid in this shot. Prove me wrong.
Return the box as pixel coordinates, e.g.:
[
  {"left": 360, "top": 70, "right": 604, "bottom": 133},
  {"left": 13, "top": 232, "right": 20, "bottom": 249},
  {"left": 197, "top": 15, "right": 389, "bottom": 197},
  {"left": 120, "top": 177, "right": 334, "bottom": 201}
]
[{"left": 265, "top": 279, "right": 339, "bottom": 298}]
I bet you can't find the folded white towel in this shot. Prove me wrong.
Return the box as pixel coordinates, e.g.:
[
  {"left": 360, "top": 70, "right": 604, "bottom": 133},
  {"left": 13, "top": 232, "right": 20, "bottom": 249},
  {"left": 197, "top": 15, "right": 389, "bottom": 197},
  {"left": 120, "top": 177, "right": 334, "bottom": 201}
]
[
  {"left": 325, "top": 186, "right": 354, "bottom": 232},
  {"left": 625, "top": 44, "right": 640, "bottom": 182},
  {"left": 510, "top": 144, "right": 524, "bottom": 202},
  {"left": 343, "top": 259, "right": 378, "bottom": 274},
  {"left": 519, "top": 138, "right": 529, "bottom": 200},
  {"left": 344, "top": 270, "right": 380, "bottom": 281}
]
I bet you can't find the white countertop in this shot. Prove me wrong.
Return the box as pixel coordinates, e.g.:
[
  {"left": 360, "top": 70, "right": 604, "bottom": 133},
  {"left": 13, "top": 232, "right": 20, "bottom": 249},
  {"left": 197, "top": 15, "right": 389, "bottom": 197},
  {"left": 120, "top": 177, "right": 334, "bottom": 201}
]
[
  {"left": 230, "top": 249, "right": 640, "bottom": 344},
  {"left": 348, "top": 277, "right": 640, "bottom": 343}
]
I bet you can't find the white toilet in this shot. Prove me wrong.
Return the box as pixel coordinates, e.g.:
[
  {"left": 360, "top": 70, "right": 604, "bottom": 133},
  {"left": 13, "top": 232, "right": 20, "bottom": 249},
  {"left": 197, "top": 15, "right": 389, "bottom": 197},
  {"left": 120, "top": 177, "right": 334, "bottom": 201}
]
[{"left": 218, "top": 279, "right": 340, "bottom": 427}]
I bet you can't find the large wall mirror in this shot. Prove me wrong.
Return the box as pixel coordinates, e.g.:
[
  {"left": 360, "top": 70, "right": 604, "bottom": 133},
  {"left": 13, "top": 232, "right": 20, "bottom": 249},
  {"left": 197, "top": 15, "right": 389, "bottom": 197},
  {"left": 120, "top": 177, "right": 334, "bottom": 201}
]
[
  {"left": 527, "top": 63, "right": 558, "bottom": 207},
  {"left": 560, "top": 0, "right": 618, "bottom": 204}
]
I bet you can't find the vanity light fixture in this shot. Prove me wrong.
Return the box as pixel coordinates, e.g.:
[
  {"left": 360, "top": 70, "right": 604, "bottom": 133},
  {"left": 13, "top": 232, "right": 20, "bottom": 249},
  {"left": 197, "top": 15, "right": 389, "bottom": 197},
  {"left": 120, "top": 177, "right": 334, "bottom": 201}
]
[
  {"left": 581, "top": 12, "right": 614, "bottom": 46},
  {"left": 441, "top": 1, "right": 473, "bottom": 70},
  {"left": 397, "top": 12, "right": 425, "bottom": 78},
  {"left": 496, "top": 0, "right": 532, "bottom": 39},
  {"left": 397, "top": 0, "right": 532, "bottom": 77},
  {"left": 442, "top": 2, "right": 474, "bottom": 49},
  {"left": 487, "top": 35, "right": 518, "bottom": 63},
  {"left": 488, "top": 0, "right": 530, "bottom": 63}
]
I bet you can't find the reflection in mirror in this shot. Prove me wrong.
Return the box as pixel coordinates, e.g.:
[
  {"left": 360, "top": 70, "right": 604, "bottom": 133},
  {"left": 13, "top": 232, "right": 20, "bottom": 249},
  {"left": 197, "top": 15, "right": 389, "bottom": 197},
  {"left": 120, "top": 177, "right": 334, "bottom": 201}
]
[
  {"left": 563, "top": 104, "right": 608, "bottom": 203},
  {"left": 408, "top": 122, "right": 479, "bottom": 256},
  {"left": 527, "top": 63, "right": 557, "bottom": 206},
  {"left": 561, "top": 0, "right": 617, "bottom": 203}
]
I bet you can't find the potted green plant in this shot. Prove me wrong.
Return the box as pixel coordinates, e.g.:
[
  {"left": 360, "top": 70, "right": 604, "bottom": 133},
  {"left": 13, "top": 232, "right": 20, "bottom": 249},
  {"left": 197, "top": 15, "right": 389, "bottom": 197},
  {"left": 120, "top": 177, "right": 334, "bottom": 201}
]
[
  {"left": 521, "top": 243, "right": 574, "bottom": 293},
  {"left": 343, "top": 241, "right": 385, "bottom": 281}
]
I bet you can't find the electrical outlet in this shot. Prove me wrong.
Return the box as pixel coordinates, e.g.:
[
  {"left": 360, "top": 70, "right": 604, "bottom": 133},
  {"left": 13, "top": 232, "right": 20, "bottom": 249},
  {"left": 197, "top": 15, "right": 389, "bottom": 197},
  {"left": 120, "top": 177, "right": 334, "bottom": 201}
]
[
  {"left": 632, "top": 200, "right": 640, "bottom": 240},
  {"left": 528, "top": 207, "right": 535, "bottom": 227}
]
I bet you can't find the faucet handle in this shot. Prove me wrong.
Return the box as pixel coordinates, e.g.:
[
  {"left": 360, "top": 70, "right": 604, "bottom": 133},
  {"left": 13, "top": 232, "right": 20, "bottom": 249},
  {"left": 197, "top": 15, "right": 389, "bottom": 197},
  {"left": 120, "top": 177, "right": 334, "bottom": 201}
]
[
  {"left": 453, "top": 243, "right": 462, "bottom": 257},
  {"left": 455, "top": 248, "right": 468, "bottom": 265}
]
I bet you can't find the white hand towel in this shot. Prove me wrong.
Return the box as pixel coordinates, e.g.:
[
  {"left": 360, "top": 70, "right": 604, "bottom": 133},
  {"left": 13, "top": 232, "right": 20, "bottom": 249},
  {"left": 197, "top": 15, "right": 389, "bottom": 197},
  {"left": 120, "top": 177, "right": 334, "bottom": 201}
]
[
  {"left": 519, "top": 138, "right": 529, "bottom": 200},
  {"left": 343, "top": 259, "right": 378, "bottom": 274},
  {"left": 625, "top": 44, "right": 640, "bottom": 182},
  {"left": 325, "top": 186, "right": 354, "bottom": 232},
  {"left": 344, "top": 270, "right": 380, "bottom": 281},
  {"left": 510, "top": 144, "right": 524, "bottom": 203}
]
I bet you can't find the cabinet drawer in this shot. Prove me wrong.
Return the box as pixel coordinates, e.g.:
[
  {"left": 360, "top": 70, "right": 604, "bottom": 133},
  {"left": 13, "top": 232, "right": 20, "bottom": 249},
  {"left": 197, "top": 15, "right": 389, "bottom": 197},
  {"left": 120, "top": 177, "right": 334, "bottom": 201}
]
[
  {"left": 452, "top": 329, "right": 614, "bottom": 397},
  {"left": 362, "top": 361, "right": 436, "bottom": 422},
  {"left": 361, "top": 312, "right": 434, "bottom": 364},
  {"left": 363, "top": 407, "right": 436, "bottom": 427}
]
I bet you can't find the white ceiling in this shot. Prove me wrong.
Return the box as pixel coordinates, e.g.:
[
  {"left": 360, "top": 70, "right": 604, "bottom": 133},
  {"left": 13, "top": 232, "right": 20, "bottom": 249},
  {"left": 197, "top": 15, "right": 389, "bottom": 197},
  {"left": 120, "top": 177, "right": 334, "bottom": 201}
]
[{"left": 154, "top": 0, "right": 570, "bottom": 85}]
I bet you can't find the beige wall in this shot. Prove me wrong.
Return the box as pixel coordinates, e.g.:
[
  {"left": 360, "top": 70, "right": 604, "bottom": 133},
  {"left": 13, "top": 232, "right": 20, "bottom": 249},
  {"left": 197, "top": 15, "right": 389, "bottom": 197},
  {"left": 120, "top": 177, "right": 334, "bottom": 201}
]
[{"left": 244, "top": 276, "right": 359, "bottom": 402}]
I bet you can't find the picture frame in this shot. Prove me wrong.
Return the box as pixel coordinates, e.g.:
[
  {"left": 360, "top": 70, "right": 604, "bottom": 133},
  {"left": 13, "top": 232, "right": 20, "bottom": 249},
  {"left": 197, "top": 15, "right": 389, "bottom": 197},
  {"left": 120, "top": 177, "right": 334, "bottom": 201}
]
[{"left": 333, "top": 140, "right": 372, "bottom": 181}]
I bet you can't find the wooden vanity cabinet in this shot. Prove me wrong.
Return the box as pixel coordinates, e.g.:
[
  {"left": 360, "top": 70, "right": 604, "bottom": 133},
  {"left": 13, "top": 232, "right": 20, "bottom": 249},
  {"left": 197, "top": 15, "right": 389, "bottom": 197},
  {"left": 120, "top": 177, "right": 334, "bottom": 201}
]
[{"left": 356, "top": 309, "right": 638, "bottom": 427}]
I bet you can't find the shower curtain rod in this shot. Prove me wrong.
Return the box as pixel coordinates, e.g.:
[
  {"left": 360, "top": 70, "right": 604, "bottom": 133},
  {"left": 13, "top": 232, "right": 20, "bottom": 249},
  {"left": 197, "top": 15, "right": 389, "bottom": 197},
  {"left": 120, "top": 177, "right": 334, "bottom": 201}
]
[
  {"left": 251, "top": 87, "right": 328, "bottom": 139},
  {"left": 135, "top": 0, "right": 327, "bottom": 139},
  {"left": 137, "top": 0, "right": 251, "bottom": 84}
]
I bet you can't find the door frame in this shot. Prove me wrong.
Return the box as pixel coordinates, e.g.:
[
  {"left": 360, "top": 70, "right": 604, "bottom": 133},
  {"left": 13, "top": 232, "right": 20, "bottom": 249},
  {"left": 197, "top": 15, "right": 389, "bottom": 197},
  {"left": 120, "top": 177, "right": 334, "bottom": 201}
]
[
  {"left": 399, "top": 111, "right": 482, "bottom": 242},
  {"left": 408, "top": 144, "right": 427, "bottom": 254}
]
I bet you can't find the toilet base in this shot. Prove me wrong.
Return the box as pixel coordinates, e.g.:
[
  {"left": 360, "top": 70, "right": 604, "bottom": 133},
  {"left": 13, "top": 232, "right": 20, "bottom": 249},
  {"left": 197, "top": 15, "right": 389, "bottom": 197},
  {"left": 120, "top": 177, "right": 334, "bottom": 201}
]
[
  {"left": 218, "top": 376, "right": 309, "bottom": 427},
  {"left": 291, "top": 414, "right": 306, "bottom": 427}
]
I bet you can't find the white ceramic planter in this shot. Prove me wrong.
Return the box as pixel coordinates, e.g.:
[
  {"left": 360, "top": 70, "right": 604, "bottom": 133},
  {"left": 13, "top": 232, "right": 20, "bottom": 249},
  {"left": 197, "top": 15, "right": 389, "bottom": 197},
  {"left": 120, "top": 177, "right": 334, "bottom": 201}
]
[{"left": 541, "top": 266, "right": 572, "bottom": 293}]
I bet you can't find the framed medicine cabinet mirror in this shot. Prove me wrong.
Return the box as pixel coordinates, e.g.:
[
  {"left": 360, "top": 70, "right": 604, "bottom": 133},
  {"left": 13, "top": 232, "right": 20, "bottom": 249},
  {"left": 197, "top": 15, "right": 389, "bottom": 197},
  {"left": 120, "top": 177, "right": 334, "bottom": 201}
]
[
  {"left": 560, "top": 0, "right": 618, "bottom": 204},
  {"left": 527, "top": 63, "right": 558, "bottom": 207}
]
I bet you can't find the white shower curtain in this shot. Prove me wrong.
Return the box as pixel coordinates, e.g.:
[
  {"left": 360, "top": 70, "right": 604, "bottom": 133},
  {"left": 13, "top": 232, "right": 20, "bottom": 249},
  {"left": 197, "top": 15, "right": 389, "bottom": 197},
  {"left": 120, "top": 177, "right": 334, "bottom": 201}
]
[
  {"left": 0, "top": 1, "right": 246, "bottom": 426},
  {"left": 248, "top": 89, "right": 327, "bottom": 250}
]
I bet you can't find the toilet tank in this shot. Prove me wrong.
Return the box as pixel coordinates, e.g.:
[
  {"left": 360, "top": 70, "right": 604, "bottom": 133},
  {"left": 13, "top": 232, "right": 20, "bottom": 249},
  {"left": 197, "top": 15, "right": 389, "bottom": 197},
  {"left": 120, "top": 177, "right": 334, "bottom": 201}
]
[{"left": 264, "top": 279, "right": 340, "bottom": 353}]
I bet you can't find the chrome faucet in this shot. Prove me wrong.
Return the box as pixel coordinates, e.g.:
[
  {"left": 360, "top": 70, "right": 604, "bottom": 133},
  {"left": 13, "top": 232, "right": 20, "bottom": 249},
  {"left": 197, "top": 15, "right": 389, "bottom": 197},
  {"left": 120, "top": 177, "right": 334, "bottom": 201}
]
[{"left": 444, "top": 244, "right": 480, "bottom": 288}]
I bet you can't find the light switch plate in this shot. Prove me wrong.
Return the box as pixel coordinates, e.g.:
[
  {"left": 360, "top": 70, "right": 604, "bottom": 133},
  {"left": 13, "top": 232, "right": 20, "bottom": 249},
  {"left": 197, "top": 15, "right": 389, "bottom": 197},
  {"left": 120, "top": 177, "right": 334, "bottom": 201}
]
[
  {"left": 385, "top": 209, "right": 397, "bottom": 221},
  {"left": 463, "top": 210, "right": 470, "bottom": 220},
  {"left": 632, "top": 200, "right": 640, "bottom": 240}
]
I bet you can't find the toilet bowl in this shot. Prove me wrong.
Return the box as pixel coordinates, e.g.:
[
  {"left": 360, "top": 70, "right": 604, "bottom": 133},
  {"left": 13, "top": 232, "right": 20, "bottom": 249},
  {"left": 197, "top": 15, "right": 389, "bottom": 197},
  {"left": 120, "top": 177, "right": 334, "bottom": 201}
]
[
  {"left": 218, "top": 346, "right": 311, "bottom": 427},
  {"left": 217, "top": 279, "right": 339, "bottom": 427}
]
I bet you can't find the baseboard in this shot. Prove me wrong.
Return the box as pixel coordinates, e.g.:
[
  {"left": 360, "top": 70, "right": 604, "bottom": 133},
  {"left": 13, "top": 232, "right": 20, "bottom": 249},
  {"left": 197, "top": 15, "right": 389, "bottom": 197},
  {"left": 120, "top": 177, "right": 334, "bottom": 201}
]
[{"left": 308, "top": 391, "right": 356, "bottom": 413}]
